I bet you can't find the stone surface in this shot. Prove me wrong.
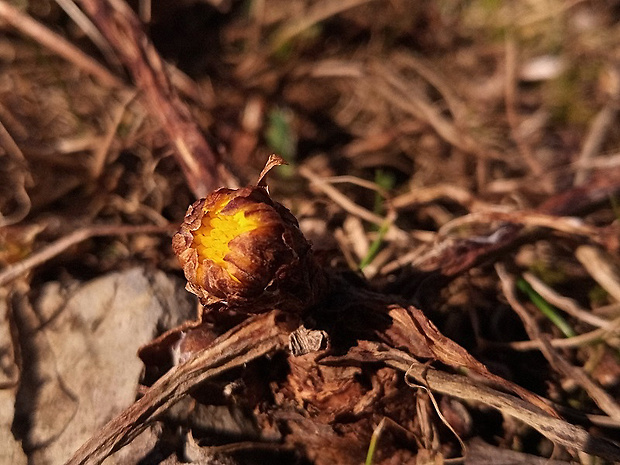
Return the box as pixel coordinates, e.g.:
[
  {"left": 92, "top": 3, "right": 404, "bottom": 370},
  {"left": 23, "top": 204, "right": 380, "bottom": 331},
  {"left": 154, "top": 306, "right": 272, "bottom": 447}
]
[{"left": 16, "top": 268, "right": 195, "bottom": 464}]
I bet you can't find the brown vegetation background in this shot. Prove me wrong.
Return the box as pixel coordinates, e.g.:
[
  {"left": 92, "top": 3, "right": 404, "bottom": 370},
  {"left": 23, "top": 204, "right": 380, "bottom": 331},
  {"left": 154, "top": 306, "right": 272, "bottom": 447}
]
[{"left": 2, "top": 1, "right": 620, "bottom": 464}]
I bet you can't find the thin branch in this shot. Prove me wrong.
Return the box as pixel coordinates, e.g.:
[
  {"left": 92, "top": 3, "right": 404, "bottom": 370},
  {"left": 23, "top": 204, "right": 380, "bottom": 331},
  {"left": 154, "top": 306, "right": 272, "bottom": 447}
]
[
  {"left": 0, "top": 1, "right": 123, "bottom": 88},
  {"left": 76, "top": 0, "right": 238, "bottom": 197},
  {"left": 0, "top": 224, "right": 171, "bottom": 287},
  {"left": 332, "top": 344, "right": 620, "bottom": 462},
  {"left": 65, "top": 312, "right": 290, "bottom": 465},
  {"left": 0, "top": 119, "right": 31, "bottom": 226},
  {"left": 497, "top": 264, "right": 620, "bottom": 421},
  {"left": 523, "top": 272, "right": 611, "bottom": 328},
  {"left": 576, "top": 245, "right": 620, "bottom": 303}
]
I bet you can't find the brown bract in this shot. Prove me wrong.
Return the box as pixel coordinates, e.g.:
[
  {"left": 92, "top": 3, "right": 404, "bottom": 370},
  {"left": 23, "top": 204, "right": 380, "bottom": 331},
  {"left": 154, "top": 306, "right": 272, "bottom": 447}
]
[{"left": 172, "top": 186, "right": 325, "bottom": 313}]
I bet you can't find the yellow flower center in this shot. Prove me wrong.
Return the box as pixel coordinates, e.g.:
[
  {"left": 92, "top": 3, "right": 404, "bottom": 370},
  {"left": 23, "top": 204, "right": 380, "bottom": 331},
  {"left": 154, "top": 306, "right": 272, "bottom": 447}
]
[{"left": 192, "top": 198, "right": 260, "bottom": 282}]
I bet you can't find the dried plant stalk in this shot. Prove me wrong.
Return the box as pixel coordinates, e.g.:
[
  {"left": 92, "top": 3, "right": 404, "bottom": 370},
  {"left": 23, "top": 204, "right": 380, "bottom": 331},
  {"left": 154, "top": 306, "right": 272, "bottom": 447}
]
[
  {"left": 77, "top": 0, "right": 237, "bottom": 197},
  {"left": 66, "top": 312, "right": 292, "bottom": 465}
]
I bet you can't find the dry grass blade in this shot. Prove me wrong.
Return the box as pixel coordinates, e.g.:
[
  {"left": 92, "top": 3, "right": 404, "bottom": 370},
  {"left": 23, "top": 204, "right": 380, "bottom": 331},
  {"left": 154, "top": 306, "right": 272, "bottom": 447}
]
[
  {"left": 390, "top": 51, "right": 468, "bottom": 124},
  {"left": 497, "top": 264, "right": 620, "bottom": 421},
  {"left": 523, "top": 272, "right": 610, "bottom": 328},
  {"left": 299, "top": 165, "right": 386, "bottom": 227},
  {"left": 574, "top": 104, "right": 619, "bottom": 185},
  {"left": 0, "top": 119, "right": 31, "bottom": 226},
  {"left": 77, "top": 0, "right": 237, "bottom": 198},
  {"left": 0, "top": 1, "right": 123, "bottom": 88},
  {"left": 65, "top": 311, "right": 291, "bottom": 465},
  {"left": 370, "top": 61, "right": 499, "bottom": 161},
  {"left": 504, "top": 36, "right": 544, "bottom": 178},
  {"left": 574, "top": 67, "right": 620, "bottom": 185},
  {"left": 90, "top": 90, "right": 137, "bottom": 178},
  {"left": 270, "top": 0, "right": 375, "bottom": 51},
  {"left": 576, "top": 152, "right": 620, "bottom": 170},
  {"left": 466, "top": 438, "right": 572, "bottom": 465},
  {"left": 439, "top": 209, "right": 602, "bottom": 239},
  {"left": 576, "top": 245, "right": 620, "bottom": 303},
  {"left": 410, "top": 179, "right": 620, "bottom": 276},
  {"left": 489, "top": 315, "right": 620, "bottom": 351},
  {"left": 0, "top": 224, "right": 171, "bottom": 287},
  {"left": 392, "top": 183, "right": 490, "bottom": 211},
  {"left": 320, "top": 175, "right": 390, "bottom": 198},
  {"left": 54, "top": 0, "right": 122, "bottom": 69}
]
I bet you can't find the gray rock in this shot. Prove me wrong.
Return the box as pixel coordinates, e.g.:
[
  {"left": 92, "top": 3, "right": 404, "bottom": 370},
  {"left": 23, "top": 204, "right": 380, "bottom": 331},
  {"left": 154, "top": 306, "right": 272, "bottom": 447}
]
[{"left": 18, "top": 268, "right": 195, "bottom": 464}]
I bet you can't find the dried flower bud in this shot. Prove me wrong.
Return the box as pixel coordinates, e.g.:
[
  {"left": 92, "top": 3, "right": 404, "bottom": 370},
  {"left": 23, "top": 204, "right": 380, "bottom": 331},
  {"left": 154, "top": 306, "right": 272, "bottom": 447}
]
[{"left": 173, "top": 186, "right": 324, "bottom": 313}]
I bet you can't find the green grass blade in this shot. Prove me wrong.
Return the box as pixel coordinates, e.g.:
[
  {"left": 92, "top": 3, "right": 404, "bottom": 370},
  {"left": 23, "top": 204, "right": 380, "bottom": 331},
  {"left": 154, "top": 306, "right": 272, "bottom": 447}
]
[{"left": 517, "top": 278, "right": 576, "bottom": 338}]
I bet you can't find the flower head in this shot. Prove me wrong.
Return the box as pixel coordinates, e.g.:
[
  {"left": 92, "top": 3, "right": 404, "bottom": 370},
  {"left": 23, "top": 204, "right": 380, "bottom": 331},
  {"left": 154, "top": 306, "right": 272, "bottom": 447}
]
[{"left": 173, "top": 186, "right": 323, "bottom": 313}]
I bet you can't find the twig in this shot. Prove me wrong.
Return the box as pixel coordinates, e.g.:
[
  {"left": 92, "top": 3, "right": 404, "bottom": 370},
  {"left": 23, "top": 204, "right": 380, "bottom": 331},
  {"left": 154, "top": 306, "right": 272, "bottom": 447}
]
[
  {"left": 575, "top": 245, "right": 620, "bottom": 303},
  {"left": 77, "top": 0, "right": 237, "bottom": 197},
  {"left": 497, "top": 264, "right": 620, "bottom": 421},
  {"left": 523, "top": 272, "right": 611, "bottom": 328},
  {"left": 0, "top": 224, "right": 171, "bottom": 287},
  {"left": 0, "top": 119, "right": 31, "bottom": 226},
  {"left": 504, "top": 35, "right": 544, "bottom": 178},
  {"left": 0, "top": 1, "right": 123, "bottom": 88},
  {"left": 334, "top": 344, "right": 620, "bottom": 461},
  {"left": 486, "top": 315, "right": 620, "bottom": 351},
  {"left": 270, "top": 0, "right": 375, "bottom": 51},
  {"left": 65, "top": 312, "right": 290, "bottom": 465}
]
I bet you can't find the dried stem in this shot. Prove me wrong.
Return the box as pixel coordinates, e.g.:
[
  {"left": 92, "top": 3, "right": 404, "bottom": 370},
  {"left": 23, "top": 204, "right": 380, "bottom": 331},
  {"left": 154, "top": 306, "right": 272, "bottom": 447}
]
[
  {"left": 497, "top": 264, "right": 620, "bottom": 420},
  {"left": 0, "top": 119, "right": 31, "bottom": 226},
  {"left": 65, "top": 312, "right": 291, "bottom": 465},
  {"left": 523, "top": 272, "right": 610, "bottom": 328},
  {"left": 0, "top": 1, "right": 123, "bottom": 88},
  {"left": 77, "top": 0, "right": 237, "bottom": 197},
  {"left": 504, "top": 35, "right": 544, "bottom": 179},
  {"left": 575, "top": 245, "right": 620, "bottom": 303},
  {"left": 487, "top": 315, "right": 620, "bottom": 351},
  {"left": 0, "top": 224, "right": 171, "bottom": 287},
  {"left": 378, "top": 347, "right": 620, "bottom": 461}
]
